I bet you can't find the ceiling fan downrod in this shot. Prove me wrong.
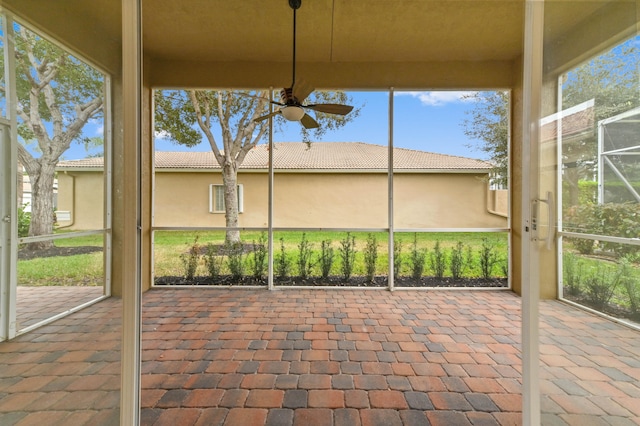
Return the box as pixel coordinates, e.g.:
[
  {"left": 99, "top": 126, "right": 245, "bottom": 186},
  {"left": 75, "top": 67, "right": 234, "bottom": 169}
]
[{"left": 289, "top": 0, "right": 301, "bottom": 90}]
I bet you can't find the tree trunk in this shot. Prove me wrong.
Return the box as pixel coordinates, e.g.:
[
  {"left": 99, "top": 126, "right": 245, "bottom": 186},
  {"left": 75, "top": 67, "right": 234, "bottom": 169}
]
[
  {"left": 26, "top": 162, "right": 56, "bottom": 250},
  {"left": 222, "top": 164, "right": 241, "bottom": 245},
  {"left": 565, "top": 167, "right": 581, "bottom": 207}
]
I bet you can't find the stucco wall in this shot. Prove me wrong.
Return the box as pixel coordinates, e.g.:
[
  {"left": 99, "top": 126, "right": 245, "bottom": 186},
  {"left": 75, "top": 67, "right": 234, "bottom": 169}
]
[
  {"left": 153, "top": 172, "right": 269, "bottom": 227},
  {"left": 59, "top": 169, "right": 508, "bottom": 230},
  {"left": 273, "top": 173, "right": 388, "bottom": 228},
  {"left": 56, "top": 172, "right": 104, "bottom": 230},
  {"left": 489, "top": 189, "right": 509, "bottom": 218},
  {"left": 153, "top": 170, "right": 509, "bottom": 229},
  {"left": 393, "top": 173, "right": 507, "bottom": 229}
]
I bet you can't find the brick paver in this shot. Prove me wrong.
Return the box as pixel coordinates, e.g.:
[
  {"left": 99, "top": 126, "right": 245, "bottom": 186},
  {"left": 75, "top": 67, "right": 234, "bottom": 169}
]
[{"left": 0, "top": 289, "right": 639, "bottom": 425}]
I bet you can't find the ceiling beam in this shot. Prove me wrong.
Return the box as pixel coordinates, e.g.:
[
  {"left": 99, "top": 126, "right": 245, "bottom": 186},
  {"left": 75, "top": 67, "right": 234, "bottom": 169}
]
[{"left": 149, "top": 59, "right": 516, "bottom": 90}]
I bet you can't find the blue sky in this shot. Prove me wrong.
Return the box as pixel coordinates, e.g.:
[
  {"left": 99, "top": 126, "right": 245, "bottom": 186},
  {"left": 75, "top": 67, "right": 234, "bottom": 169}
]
[
  {"left": 61, "top": 90, "right": 487, "bottom": 160},
  {"left": 151, "top": 90, "right": 487, "bottom": 161}
]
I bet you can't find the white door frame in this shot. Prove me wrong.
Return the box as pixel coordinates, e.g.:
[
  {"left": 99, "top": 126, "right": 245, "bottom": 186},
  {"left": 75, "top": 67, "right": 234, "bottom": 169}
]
[
  {"left": 0, "top": 121, "right": 16, "bottom": 342},
  {"left": 0, "top": 11, "right": 19, "bottom": 342},
  {"left": 120, "top": 0, "right": 143, "bottom": 423},
  {"left": 522, "top": 1, "right": 544, "bottom": 425}
]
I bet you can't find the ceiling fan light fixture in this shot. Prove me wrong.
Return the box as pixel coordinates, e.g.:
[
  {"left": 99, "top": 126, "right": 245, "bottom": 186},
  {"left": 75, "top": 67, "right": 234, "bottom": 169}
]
[{"left": 281, "top": 105, "right": 305, "bottom": 121}]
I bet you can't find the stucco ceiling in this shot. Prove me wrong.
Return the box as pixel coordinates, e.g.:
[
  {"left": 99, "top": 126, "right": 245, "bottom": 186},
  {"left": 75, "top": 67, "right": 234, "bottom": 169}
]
[
  {"left": 143, "top": 0, "right": 528, "bottom": 64},
  {"left": 4, "top": 0, "right": 633, "bottom": 88},
  {"left": 140, "top": 0, "right": 621, "bottom": 64}
]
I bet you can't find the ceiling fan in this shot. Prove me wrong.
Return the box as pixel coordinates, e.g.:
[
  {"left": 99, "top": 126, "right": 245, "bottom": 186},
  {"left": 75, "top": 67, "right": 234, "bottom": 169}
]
[{"left": 254, "top": 0, "right": 353, "bottom": 129}]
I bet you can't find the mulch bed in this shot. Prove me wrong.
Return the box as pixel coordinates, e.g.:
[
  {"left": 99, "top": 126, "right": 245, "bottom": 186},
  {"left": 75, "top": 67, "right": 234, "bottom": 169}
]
[
  {"left": 563, "top": 289, "right": 640, "bottom": 324},
  {"left": 154, "top": 275, "right": 508, "bottom": 288},
  {"left": 18, "top": 245, "right": 103, "bottom": 260}
]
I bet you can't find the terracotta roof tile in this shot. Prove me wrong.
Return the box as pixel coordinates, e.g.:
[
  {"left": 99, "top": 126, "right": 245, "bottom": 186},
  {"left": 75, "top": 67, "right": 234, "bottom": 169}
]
[
  {"left": 57, "top": 142, "right": 491, "bottom": 171},
  {"left": 57, "top": 156, "right": 105, "bottom": 168},
  {"left": 541, "top": 100, "right": 595, "bottom": 142}
]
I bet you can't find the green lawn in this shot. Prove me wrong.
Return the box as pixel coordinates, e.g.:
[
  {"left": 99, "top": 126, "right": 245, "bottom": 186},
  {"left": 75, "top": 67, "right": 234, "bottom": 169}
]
[
  {"left": 16, "top": 229, "right": 511, "bottom": 287},
  {"left": 153, "top": 230, "right": 509, "bottom": 281},
  {"left": 18, "top": 233, "right": 104, "bottom": 286}
]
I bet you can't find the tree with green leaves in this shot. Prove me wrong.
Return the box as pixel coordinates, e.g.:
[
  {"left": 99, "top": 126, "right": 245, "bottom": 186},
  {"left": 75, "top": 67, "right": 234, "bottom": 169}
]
[
  {"left": 6, "top": 25, "right": 104, "bottom": 249},
  {"left": 461, "top": 38, "right": 639, "bottom": 198},
  {"left": 154, "top": 89, "right": 358, "bottom": 244},
  {"left": 560, "top": 42, "right": 639, "bottom": 206},
  {"left": 461, "top": 91, "right": 509, "bottom": 188}
]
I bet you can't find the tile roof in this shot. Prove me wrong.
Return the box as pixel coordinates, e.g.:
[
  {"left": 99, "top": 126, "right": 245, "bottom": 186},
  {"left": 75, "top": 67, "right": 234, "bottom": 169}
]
[
  {"left": 541, "top": 100, "right": 595, "bottom": 142},
  {"left": 58, "top": 142, "right": 492, "bottom": 171}
]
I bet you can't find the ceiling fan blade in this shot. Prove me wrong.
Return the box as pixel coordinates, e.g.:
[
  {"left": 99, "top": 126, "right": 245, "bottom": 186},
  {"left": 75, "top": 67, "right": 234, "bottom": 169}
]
[
  {"left": 292, "top": 79, "right": 314, "bottom": 103},
  {"left": 300, "top": 113, "right": 319, "bottom": 129},
  {"left": 254, "top": 111, "right": 281, "bottom": 122},
  {"left": 306, "top": 103, "right": 354, "bottom": 115}
]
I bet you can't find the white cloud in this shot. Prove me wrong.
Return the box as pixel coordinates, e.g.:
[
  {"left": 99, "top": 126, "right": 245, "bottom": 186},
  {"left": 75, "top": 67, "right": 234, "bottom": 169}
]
[
  {"left": 396, "top": 91, "right": 477, "bottom": 106},
  {"left": 154, "top": 130, "right": 171, "bottom": 140}
]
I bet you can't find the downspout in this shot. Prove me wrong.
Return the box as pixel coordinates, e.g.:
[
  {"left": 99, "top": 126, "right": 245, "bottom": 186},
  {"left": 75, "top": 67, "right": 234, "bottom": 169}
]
[{"left": 56, "top": 172, "right": 75, "bottom": 229}]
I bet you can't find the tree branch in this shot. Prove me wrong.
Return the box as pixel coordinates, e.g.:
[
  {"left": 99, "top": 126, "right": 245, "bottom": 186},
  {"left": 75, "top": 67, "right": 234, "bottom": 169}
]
[
  {"left": 217, "top": 93, "right": 235, "bottom": 162},
  {"left": 16, "top": 142, "right": 38, "bottom": 178},
  {"left": 189, "top": 90, "right": 223, "bottom": 165}
]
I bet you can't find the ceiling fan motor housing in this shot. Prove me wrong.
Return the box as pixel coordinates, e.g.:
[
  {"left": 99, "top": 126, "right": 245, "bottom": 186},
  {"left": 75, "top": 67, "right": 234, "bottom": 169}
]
[
  {"left": 289, "top": 0, "right": 302, "bottom": 10},
  {"left": 280, "top": 88, "right": 298, "bottom": 105}
]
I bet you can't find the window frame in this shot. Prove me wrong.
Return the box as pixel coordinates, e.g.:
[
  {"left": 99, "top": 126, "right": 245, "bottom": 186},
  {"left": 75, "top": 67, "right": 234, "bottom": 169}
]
[{"left": 209, "top": 183, "right": 243, "bottom": 214}]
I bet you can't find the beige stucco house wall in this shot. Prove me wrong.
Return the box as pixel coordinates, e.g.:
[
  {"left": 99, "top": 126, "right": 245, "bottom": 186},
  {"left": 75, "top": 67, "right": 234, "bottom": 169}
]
[
  {"left": 57, "top": 142, "right": 508, "bottom": 230},
  {"left": 56, "top": 172, "right": 104, "bottom": 230}
]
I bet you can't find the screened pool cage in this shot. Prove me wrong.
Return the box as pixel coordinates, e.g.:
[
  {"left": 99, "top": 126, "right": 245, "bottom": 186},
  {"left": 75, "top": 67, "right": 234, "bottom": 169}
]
[{"left": 599, "top": 107, "right": 640, "bottom": 204}]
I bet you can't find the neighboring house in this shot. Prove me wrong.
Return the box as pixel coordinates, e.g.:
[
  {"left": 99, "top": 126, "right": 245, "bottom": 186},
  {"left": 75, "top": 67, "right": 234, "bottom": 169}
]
[{"left": 56, "top": 142, "right": 508, "bottom": 230}]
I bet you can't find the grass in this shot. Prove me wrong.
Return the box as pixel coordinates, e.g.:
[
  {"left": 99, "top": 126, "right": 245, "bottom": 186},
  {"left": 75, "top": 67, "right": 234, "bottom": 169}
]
[
  {"left": 153, "top": 230, "right": 509, "bottom": 280},
  {"left": 562, "top": 242, "right": 640, "bottom": 321},
  {"left": 18, "top": 234, "right": 104, "bottom": 286},
  {"left": 16, "top": 229, "right": 510, "bottom": 287},
  {"left": 17, "top": 228, "right": 640, "bottom": 326},
  {"left": 18, "top": 254, "right": 104, "bottom": 286}
]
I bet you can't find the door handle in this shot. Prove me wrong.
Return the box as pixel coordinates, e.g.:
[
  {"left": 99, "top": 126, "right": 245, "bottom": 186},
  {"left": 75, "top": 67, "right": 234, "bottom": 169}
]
[{"left": 531, "top": 191, "right": 555, "bottom": 250}]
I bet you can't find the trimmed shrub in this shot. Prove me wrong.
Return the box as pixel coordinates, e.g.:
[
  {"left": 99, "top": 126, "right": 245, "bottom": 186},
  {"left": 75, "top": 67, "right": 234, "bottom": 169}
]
[
  {"left": 339, "top": 232, "right": 357, "bottom": 281},
  {"left": 449, "top": 241, "right": 469, "bottom": 280},
  {"left": 479, "top": 238, "right": 498, "bottom": 279},
  {"left": 584, "top": 264, "right": 620, "bottom": 311},
  {"left": 409, "top": 233, "right": 427, "bottom": 280},
  {"left": 250, "top": 232, "right": 268, "bottom": 279},
  {"left": 297, "top": 233, "right": 314, "bottom": 279},
  {"left": 619, "top": 258, "right": 640, "bottom": 316},
  {"left": 204, "top": 243, "right": 223, "bottom": 279},
  {"left": 564, "top": 202, "right": 640, "bottom": 257},
  {"left": 393, "top": 239, "right": 403, "bottom": 279},
  {"left": 563, "top": 252, "right": 583, "bottom": 296},
  {"left": 429, "top": 240, "right": 446, "bottom": 279},
  {"left": 226, "top": 242, "right": 244, "bottom": 280},
  {"left": 363, "top": 233, "right": 378, "bottom": 282},
  {"left": 319, "top": 239, "right": 334, "bottom": 279},
  {"left": 181, "top": 236, "right": 201, "bottom": 281},
  {"left": 275, "top": 237, "right": 291, "bottom": 279}
]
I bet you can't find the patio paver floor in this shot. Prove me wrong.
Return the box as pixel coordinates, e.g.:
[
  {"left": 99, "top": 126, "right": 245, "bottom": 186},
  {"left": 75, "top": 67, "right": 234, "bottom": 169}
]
[
  {"left": 16, "top": 286, "right": 105, "bottom": 329},
  {"left": 1, "top": 288, "right": 639, "bottom": 425}
]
